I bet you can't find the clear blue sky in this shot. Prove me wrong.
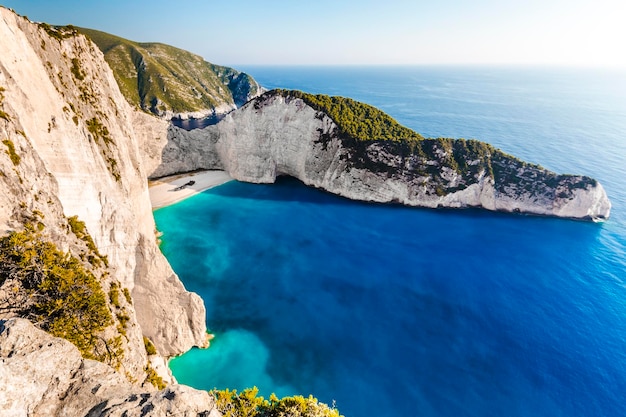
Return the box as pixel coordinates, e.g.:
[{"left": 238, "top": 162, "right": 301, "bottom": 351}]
[{"left": 2, "top": 0, "right": 624, "bottom": 68}]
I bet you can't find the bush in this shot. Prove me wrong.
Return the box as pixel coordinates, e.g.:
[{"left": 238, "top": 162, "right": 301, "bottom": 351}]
[
  {"left": 0, "top": 86, "right": 10, "bottom": 121},
  {"left": 67, "top": 215, "right": 108, "bottom": 267},
  {"left": 2, "top": 139, "right": 20, "bottom": 165},
  {"left": 123, "top": 287, "right": 132, "bottom": 304},
  {"left": 116, "top": 311, "right": 130, "bottom": 337},
  {"left": 213, "top": 387, "right": 342, "bottom": 417},
  {"left": 143, "top": 336, "right": 157, "bottom": 355},
  {"left": 0, "top": 225, "right": 112, "bottom": 360},
  {"left": 272, "top": 89, "right": 423, "bottom": 144},
  {"left": 38, "top": 22, "right": 78, "bottom": 41},
  {"left": 145, "top": 363, "right": 166, "bottom": 389},
  {"left": 71, "top": 58, "right": 86, "bottom": 81},
  {"left": 109, "top": 281, "right": 121, "bottom": 308},
  {"left": 86, "top": 117, "right": 114, "bottom": 146}
]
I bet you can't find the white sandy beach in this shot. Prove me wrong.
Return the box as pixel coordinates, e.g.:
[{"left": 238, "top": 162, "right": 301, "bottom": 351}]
[{"left": 149, "top": 170, "right": 233, "bottom": 209}]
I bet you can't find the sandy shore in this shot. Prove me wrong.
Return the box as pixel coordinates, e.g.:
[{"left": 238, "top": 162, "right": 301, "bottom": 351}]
[{"left": 149, "top": 170, "right": 233, "bottom": 209}]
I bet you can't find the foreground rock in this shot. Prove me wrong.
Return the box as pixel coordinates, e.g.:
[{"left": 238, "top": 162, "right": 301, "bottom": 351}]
[
  {"left": 147, "top": 91, "right": 611, "bottom": 221},
  {"left": 0, "top": 319, "right": 218, "bottom": 417}
]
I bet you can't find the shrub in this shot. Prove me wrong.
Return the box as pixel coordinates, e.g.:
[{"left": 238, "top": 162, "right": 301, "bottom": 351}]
[
  {"left": 116, "top": 311, "right": 130, "bottom": 336},
  {"left": 272, "top": 89, "right": 423, "bottom": 144},
  {"left": 2, "top": 139, "right": 20, "bottom": 165},
  {"left": 123, "top": 287, "right": 132, "bottom": 304},
  {"left": 213, "top": 387, "right": 342, "bottom": 417},
  {"left": 67, "top": 215, "right": 108, "bottom": 267},
  {"left": 38, "top": 22, "right": 78, "bottom": 41},
  {"left": 0, "top": 226, "right": 112, "bottom": 360},
  {"left": 86, "top": 117, "right": 113, "bottom": 145},
  {"left": 71, "top": 58, "right": 86, "bottom": 81},
  {"left": 145, "top": 363, "right": 166, "bottom": 389},
  {"left": 143, "top": 336, "right": 157, "bottom": 355},
  {"left": 109, "top": 282, "right": 121, "bottom": 308}
]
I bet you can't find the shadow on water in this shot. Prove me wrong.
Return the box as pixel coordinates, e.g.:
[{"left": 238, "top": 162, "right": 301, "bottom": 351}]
[
  {"left": 204, "top": 176, "right": 611, "bottom": 230},
  {"left": 204, "top": 176, "right": 359, "bottom": 206}
]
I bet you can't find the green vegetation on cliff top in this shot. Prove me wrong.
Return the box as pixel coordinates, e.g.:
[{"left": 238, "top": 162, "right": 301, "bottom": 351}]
[
  {"left": 268, "top": 89, "right": 593, "bottom": 196},
  {"left": 273, "top": 89, "right": 425, "bottom": 143},
  {"left": 77, "top": 27, "right": 259, "bottom": 116},
  {"left": 269, "top": 89, "right": 495, "bottom": 177}
]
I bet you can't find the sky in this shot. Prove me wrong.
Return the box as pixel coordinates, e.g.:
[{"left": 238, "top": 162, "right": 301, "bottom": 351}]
[{"left": 2, "top": 0, "right": 625, "bottom": 69}]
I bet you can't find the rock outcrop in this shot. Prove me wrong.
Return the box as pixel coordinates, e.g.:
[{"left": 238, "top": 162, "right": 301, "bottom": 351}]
[
  {"left": 0, "top": 4, "right": 206, "bottom": 390},
  {"left": 149, "top": 91, "right": 611, "bottom": 221},
  {"left": 0, "top": 318, "right": 218, "bottom": 417}
]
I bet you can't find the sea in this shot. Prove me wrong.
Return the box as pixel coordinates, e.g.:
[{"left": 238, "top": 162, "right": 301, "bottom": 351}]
[{"left": 155, "top": 66, "right": 626, "bottom": 417}]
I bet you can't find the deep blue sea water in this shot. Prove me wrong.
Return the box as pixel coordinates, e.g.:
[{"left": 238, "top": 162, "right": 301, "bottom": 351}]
[{"left": 156, "top": 66, "right": 626, "bottom": 417}]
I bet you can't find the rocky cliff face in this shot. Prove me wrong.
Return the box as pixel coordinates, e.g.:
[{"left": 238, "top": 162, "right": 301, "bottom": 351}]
[
  {"left": 0, "top": 6, "right": 208, "bottom": 405},
  {"left": 0, "top": 318, "right": 219, "bottom": 417},
  {"left": 149, "top": 92, "right": 611, "bottom": 221}
]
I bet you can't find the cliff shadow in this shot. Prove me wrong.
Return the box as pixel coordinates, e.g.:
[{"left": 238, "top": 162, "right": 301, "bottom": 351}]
[{"left": 203, "top": 176, "right": 359, "bottom": 207}]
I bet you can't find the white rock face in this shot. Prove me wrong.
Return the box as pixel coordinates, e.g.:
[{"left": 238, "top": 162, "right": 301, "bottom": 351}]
[
  {"left": 0, "top": 7, "right": 206, "bottom": 373},
  {"left": 159, "top": 103, "right": 235, "bottom": 123},
  {"left": 0, "top": 318, "right": 218, "bottom": 417},
  {"left": 152, "top": 93, "right": 611, "bottom": 221}
]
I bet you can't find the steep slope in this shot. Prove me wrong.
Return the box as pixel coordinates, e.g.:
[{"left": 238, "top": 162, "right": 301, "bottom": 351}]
[
  {"left": 0, "top": 6, "right": 207, "bottom": 392},
  {"left": 78, "top": 27, "right": 261, "bottom": 119},
  {"left": 148, "top": 90, "right": 610, "bottom": 220}
]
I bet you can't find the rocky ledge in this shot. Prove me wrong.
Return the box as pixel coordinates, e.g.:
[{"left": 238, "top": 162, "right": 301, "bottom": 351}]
[
  {"left": 0, "top": 318, "right": 218, "bottom": 417},
  {"left": 149, "top": 90, "right": 611, "bottom": 221}
]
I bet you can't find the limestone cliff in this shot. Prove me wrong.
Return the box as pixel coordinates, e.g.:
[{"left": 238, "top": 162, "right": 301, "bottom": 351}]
[
  {"left": 0, "top": 5, "right": 207, "bottom": 396},
  {"left": 148, "top": 91, "right": 611, "bottom": 221},
  {"left": 0, "top": 318, "right": 219, "bottom": 417}
]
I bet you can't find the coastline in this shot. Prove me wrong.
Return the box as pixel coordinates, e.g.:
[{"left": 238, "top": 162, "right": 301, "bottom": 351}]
[{"left": 149, "top": 170, "right": 233, "bottom": 209}]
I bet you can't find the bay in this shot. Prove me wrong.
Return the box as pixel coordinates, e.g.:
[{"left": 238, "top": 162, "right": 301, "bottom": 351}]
[{"left": 158, "top": 66, "right": 626, "bottom": 417}]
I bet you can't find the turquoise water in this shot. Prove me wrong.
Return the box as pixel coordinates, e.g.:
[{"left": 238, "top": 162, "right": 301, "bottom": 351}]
[{"left": 157, "top": 67, "right": 626, "bottom": 417}]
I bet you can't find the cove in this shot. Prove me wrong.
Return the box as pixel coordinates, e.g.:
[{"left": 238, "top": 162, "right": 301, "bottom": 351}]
[{"left": 155, "top": 176, "right": 625, "bottom": 417}]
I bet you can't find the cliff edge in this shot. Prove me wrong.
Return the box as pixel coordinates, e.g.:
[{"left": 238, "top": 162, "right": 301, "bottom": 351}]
[
  {"left": 150, "top": 90, "right": 611, "bottom": 221},
  {"left": 0, "top": 5, "right": 207, "bottom": 402}
]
